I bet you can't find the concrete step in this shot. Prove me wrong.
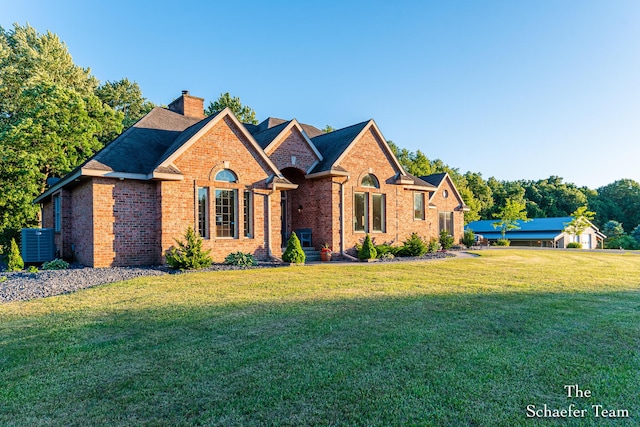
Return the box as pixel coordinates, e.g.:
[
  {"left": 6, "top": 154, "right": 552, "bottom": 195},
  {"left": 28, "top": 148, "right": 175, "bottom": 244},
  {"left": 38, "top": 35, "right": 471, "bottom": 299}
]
[{"left": 303, "top": 248, "right": 321, "bottom": 261}]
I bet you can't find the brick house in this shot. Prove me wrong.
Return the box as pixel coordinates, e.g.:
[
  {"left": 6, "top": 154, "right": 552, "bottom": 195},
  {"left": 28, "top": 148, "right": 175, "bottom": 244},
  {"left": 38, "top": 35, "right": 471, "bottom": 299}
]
[{"left": 35, "top": 91, "right": 468, "bottom": 267}]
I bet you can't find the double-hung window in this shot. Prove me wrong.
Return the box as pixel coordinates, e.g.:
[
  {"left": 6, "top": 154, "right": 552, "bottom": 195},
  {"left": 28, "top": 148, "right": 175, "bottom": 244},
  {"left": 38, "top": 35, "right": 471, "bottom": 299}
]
[{"left": 439, "top": 212, "right": 453, "bottom": 234}]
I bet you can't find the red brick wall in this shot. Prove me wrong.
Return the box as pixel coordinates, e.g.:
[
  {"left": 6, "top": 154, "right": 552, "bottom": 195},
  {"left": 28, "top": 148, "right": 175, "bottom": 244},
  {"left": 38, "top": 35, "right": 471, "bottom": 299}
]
[
  {"left": 267, "top": 127, "right": 319, "bottom": 173},
  {"left": 92, "top": 178, "right": 160, "bottom": 267},
  {"left": 335, "top": 127, "right": 433, "bottom": 251},
  {"left": 428, "top": 176, "right": 465, "bottom": 243},
  {"left": 71, "top": 180, "right": 94, "bottom": 266},
  {"left": 162, "top": 115, "right": 276, "bottom": 262},
  {"left": 41, "top": 182, "right": 94, "bottom": 264}
]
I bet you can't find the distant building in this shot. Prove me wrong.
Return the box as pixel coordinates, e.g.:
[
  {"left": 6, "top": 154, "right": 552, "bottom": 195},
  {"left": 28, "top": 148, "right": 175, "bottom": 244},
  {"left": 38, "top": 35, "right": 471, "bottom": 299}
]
[{"left": 465, "top": 217, "right": 606, "bottom": 249}]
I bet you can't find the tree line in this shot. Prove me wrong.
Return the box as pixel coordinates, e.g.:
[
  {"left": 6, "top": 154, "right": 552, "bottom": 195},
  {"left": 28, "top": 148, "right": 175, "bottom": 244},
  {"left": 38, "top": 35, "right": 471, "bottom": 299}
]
[
  {"left": 389, "top": 143, "right": 640, "bottom": 249},
  {"left": 1, "top": 23, "right": 638, "bottom": 250}
]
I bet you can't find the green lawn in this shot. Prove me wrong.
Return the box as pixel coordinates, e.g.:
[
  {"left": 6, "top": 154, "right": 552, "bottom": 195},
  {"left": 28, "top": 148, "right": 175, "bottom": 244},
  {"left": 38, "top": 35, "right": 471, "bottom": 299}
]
[{"left": 1, "top": 250, "right": 639, "bottom": 426}]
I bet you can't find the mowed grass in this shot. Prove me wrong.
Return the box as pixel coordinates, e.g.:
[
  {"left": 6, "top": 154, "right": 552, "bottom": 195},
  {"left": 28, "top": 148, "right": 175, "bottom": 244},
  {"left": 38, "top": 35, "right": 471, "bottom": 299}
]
[{"left": 1, "top": 250, "right": 639, "bottom": 426}]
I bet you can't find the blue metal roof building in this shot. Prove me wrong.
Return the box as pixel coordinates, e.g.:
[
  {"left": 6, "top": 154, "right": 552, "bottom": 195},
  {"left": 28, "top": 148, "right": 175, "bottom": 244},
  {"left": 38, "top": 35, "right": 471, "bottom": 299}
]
[{"left": 465, "top": 217, "right": 605, "bottom": 248}]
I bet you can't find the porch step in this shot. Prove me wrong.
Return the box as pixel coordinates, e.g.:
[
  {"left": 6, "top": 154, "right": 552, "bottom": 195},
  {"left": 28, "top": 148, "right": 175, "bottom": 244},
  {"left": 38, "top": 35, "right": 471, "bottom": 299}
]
[{"left": 303, "top": 248, "right": 321, "bottom": 262}]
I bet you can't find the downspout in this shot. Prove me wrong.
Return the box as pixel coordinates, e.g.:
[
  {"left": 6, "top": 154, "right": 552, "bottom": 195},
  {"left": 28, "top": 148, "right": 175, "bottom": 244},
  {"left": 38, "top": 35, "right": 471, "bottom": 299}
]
[
  {"left": 266, "top": 185, "right": 275, "bottom": 258},
  {"left": 339, "top": 175, "right": 350, "bottom": 255}
]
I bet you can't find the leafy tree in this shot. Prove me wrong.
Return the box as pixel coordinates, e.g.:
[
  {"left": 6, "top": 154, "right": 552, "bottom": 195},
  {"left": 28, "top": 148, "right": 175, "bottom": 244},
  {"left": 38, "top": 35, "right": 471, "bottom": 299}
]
[
  {"left": 631, "top": 225, "right": 640, "bottom": 246},
  {"left": 564, "top": 206, "right": 596, "bottom": 240},
  {"left": 322, "top": 125, "right": 335, "bottom": 133},
  {"left": 601, "top": 220, "right": 637, "bottom": 249},
  {"left": 0, "top": 24, "right": 122, "bottom": 247},
  {"left": 205, "top": 92, "right": 258, "bottom": 124},
  {"left": 96, "top": 78, "right": 155, "bottom": 129},
  {"left": 492, "top": 198, "right": 529, "bottom": 239},
  {"left": 602, "top": 220, "right": 624, "bottom": 240},
  {"left": 593, "top": 179, "right": 640, "bottom": 233}
]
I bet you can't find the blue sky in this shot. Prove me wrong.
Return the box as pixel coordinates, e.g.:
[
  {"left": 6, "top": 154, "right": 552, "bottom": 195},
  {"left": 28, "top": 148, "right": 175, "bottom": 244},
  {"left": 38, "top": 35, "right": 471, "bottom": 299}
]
[{"left": 3, "top": 0, "right": 640, "bottom": 189}]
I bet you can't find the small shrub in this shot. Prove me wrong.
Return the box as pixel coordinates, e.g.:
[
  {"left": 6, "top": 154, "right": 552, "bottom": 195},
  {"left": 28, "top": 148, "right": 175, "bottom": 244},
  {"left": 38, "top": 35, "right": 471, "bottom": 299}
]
[
  {"left": 224, "top": 252, "right": 257, "bottom": 266},
  {"left": 461, "top": 229, "right": 475, "bottom": 247},
  {"left": 567, "top": 242, "right": 582, "bottom": 249},
  {"left": 374, "top": 243, "right": 397, "bottom": 258},
  {"left": 166, "top": 226, "right": 212, "bottom": 270},
  {"left": 282, "top": 232, "right": 305, "bottom": 264},
  {"left": 27, "top": 265, "right": 39, "bottom": 273},
  {"left": 427, "top": 238, "right": 441, "bottom": 253},
  {"left": 41, "top": 258, "right": 70, "bottom": 270},
  {"left": 439, "top": 230, "right": 454, "bottom": 250},
  {"left": 358, "top": 234, "right": 377, "bottom": 260},
  {"left": 0, "top": 276, "right": 6, "bottom": 283},
  {"left": 495, "top": 239, "right": 511, "bottom": 246},
  {"left": 7, "top": 238, "right": 24, "bottom": 272},
  {"left": 397, "top": 233, "right": 427, "bottom": 257},
  {"left": 381, "top": 252, "right": 395, "bottom": 260}
]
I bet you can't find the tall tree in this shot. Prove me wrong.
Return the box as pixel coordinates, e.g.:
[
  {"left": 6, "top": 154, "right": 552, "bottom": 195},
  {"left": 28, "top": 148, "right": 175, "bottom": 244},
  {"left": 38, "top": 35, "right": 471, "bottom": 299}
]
[
  {"left": 564, "top": 206, "right": 596, "bottom": 240},
  {"left": 96, "top": 78, "right": 155, "bottom": 129},
  {"left": 0, "top": 24, "right": 122, "bottom": 246},
  {"left": 205, "top": 92, "right": 258, "bottom": 124},
  {"left": 492, "top": 198, "right": 529, "bottom": 239},
  {"left": 593, "top": 179, "right": 640, "bottom": 233}
]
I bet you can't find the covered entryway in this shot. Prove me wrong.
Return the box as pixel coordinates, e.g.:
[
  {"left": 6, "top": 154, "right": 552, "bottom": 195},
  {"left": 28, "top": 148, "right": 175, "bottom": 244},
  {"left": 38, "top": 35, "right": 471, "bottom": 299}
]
[{"left": 280, "top": 167, "right": 313, "bottom": 248}]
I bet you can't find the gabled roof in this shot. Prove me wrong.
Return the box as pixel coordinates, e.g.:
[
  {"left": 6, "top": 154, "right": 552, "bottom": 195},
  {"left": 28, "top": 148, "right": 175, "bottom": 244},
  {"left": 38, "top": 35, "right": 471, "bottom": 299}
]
[
  {"left": 155, "top": 107, "right": 283, "bottom": 178},
  {"left": 420, "top": 173, "right": 447, "bottom": 187},
  {"left": 250, "top": 120, "right": 291, "bottom": 150},
  {"left": 36, "top": 107, "right": 293, "bottom": 203},
  {"left": 404, "top": 174, "right": 437, "bottom": 190},
  {"left": 310, "top": 121, "right": 370, "bottom": 173},
  {"left": 420, "top": 172, "right": 469, "bottom": 210},
  {"left": 309, "top": 120, "right": 407, "bottom": 179}
]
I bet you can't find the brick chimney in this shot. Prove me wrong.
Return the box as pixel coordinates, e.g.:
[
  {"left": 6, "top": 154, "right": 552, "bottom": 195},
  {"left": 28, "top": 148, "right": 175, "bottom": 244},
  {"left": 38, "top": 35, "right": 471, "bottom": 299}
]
[{"left": 168, "top": 90, "right": 205, "bottom": 119}]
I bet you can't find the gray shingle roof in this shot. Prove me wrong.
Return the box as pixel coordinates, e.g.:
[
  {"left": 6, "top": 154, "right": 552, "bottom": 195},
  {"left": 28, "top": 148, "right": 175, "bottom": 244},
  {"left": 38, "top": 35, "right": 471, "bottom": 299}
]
[
  {"left": 151, "top": 110, "right": 223, "bottom": 172},
  {"left": 406, "top": 174, "right": 437, "bottom": 189},
  {"left": 420, "top": 173, "right": 447, "bottom": 187},
  {"left": 310, "top": 121, "right": 370, "bottom": 173},
  {"left": 84, "top": 107, "right": 201, "bottom": 175},
  {"left": 250, "top": 120, "right": 291, "bottom": 149}
]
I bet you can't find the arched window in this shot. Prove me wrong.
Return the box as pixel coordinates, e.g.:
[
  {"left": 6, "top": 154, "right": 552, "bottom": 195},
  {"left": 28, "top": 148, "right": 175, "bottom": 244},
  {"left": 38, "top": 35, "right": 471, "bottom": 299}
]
[
  {"left": 361, "top": 174, "right": 379, "bottom": 188},
  {"left": 215, "top": 169, "right": 237, "bottom": 183}
]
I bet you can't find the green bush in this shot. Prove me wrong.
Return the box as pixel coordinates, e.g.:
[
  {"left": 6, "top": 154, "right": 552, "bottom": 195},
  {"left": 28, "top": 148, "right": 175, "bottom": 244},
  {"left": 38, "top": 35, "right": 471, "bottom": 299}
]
[
  {"left": 0, "top": 276, "right": 6, "bottom": 283},
  {"left": 358, "top": 234, "right": 377, "bottom": 260},
  {"left": 461, "top": 229, "right": 475, "bottom": 247},
  {"left": 7, "top": 238, "right": 24, "bottom": 272},
  {"left": 374, "top": 243, "right": 398, "bottom": 258},
  {"left": 224, "top": 252, "right": 257, "bottom": 267},
  {"left": 282, "top": 232, "right": 305, "bottom": 264},
  {"left": 495, "top": 239, "right": 511, "bottom": 246},
  {"left": 439, "top": 230, "right": 454, "bottom": 250},
  {"left": 427, "top": 238, "right": 441, "bottom": 253},
  {"left": 27, "top": 265, "right": 39, "bottom": 273},
  {"left": 42, "top": 258, "right": 70, "bottom": 270},
  {"left": 165, "top": 226, "right": 212, "bottom": 270},
  {"left": 566, "top": 242, "right": 582, "bottom": 249},
  {"left": 397, "top": 233, "right": 427, "bottom": 257}
]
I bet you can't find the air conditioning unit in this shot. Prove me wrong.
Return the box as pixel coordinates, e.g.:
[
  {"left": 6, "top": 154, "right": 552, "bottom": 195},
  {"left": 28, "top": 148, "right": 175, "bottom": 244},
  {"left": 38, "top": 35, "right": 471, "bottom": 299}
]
[{"left": 21, "top": 228, "right": 56, "bottom": 263}]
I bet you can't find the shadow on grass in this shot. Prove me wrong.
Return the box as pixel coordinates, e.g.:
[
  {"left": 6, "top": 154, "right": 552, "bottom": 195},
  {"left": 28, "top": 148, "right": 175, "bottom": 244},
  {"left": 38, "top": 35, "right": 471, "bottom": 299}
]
[{"left": 1, "top": 290, "right": 639, "bottom": 426}]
